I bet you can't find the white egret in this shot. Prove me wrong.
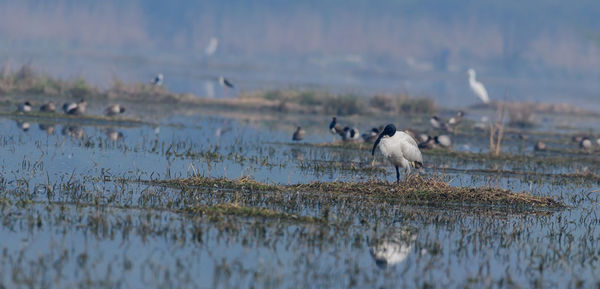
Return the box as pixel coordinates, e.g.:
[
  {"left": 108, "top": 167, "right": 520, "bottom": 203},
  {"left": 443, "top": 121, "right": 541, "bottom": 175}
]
[
  {"left": 372, "top": 124, "right": 423, "bottom": 182},
  {"left": 204, "top": 37, "right": 219, "bottom": 56},
  {"left": 468, "top": 68, "right": 489, "bottom": 104}
]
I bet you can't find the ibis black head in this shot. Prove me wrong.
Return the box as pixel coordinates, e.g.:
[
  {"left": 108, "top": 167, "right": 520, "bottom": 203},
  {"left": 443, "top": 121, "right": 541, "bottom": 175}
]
[
  {"left": 120, "top": 106, "right": 126, "bottom": 113},
  {"left": 329, "top": 117, "right": 337, "bottom": 129},
  {"left": 24, "top": 101, "right": 31, "bottom": 106},
  {"left": 372, "top": 123, "right": 396, "bottom": 155}
]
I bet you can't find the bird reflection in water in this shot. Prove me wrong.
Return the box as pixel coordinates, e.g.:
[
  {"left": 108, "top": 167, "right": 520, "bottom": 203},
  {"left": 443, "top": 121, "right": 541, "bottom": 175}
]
[
  {"left": 38, "top": 123, "right": 55, "bottom": 135},
  {"left": 15, "top": 121, "right": 31, "bottom": 132},
  {"left": 370, "top": 227, "right": 417, "bottom": 269},
  {"left": 61, "top": 126, "right": 85, "bottom": 139},
  {"left": 105, "top": 129, "right": 124, "bottom": 141}
]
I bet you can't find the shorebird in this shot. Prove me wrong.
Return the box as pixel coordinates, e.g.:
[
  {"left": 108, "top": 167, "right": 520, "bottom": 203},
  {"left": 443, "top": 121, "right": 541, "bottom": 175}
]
[
  {"left": 468, "top": 68, "right": 489, "bottom": 104},
  {"left": 39, "top": 101, "right": 56, "bottom": 112},
  {"left": 63, "top": 99, "right": 87, "bottom": 115},
  {"left": 104, "top": 104, "right": 126, "bottom": 116},
  {"left": 448, "top": 111, "right": 464, "bottom": 126},
  {"left": 429, "top": 116, "right": 442, "bottom": 129},
  {"left": 218, "top": 76, "right": 234, "bottom": 88},
  {"left": 17, "top": 101, "right": 32, "bottom": 112},
  {"left": 152, "top": 73, "right": 164, "bottom": 86},
  {"left": 292, "top": 126, "right": 305, "bottom": 141},
  {"left": 534, "top": 141, "right": 546, "bottom": 151},
  {"left": 418, "top": 135, "right": 436, "bottom": 150},
  {"left": 329, "top": 117, "right": 344, "bottom": 140},
  {"left": 434, "top": 135, "right": 452, "bottom": 148},
  {"left": 218, "top": 76, "right": 234, "bottom": 97},
  {"left": 580, "top": 137, "right": 593, "bottom": 150},
  {"left": 343, "top": 127, "right": 360, "bottom": 141},
  {"left": 372, "top": 124, "right": 423, "bottom": 182},
  {"left": 362, "top": 128, "right": 380, "bottom": 143}
]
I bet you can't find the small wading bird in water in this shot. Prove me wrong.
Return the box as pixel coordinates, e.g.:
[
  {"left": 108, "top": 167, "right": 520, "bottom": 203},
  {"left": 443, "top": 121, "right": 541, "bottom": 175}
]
[
  {"left": 372, "top": 124, "right": 423, "bottom": 183},
  {"left": 468, "top": 68, "right": 489, "bottom": 104},
  {"left": 152, "top": 73, "right": 164, "bottom": 86},
  {"left": 104, "top": 104, "right": 126, "bottom": 116},
  {"left": 218, "top": 76, "right": 234, "bottom": 97},
  {"left": 292, "top": 126, "right": 305, "bottom": 141}
]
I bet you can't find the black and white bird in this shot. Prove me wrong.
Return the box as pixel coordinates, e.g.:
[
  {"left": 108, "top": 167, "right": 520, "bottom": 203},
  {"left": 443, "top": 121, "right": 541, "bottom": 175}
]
[
  {"left": 63, "top": 99, "right": 87, "bottom": 115},
  {"left": 218, "top": 76, "right": 234, "bottom": 88},
  {"left": 17, "top": 101, "right": 32, "bottom": 112},
  {"left": 447, "top": 111, "right": 464, "bottom": 126},
  {"left": 362, "top": 128, "right": 380, "bottom": 143},
  {"left": 580, "top": 137, "right": 593, "bottom": 150},
  {"left": 434, "top": 135, "right": 452, "bottom": 148},
  {"left": 152, "top": 73, "right": 164, "bottom": 86},
  {"left": 429, "top": 116, "right": 442, "bottom": 129},
  {"left": 372, "top": 124, "right": 423, "bottom": 182},
  {"left": 418, "top": 135, "right": 436, "bottom": 150},
  {"left": 292, "top": 126, "right": 305, "bottom": 141},
  {"left": 343, "top": 127, "right": 360, "bottom": 141},
  {"left": 104, "top": 104, "right": 126, "bottom": 116},
  {"left": 468, "top": 68, "right": 489, "bottom": 104},
  {"left": 39, "top": 101, "right": 56, "bottom": 112},
  {"left": 329, "top": 117, "right": 344, "bottom": 140}
]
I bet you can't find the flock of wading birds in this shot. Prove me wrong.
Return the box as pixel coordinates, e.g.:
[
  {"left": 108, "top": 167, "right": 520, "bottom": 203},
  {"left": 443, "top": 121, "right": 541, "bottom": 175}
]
[
  {"left": 9, "top": 68, "right": 600, "bottom": 182},
  {"left": 290, "top": 111, "right": 599, "bottom": 182}
]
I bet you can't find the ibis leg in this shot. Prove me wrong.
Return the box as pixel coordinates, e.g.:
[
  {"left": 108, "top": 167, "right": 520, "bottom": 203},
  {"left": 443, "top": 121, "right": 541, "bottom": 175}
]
[{"left": 395, "top": 166, "right": 400, "bottom": 183}]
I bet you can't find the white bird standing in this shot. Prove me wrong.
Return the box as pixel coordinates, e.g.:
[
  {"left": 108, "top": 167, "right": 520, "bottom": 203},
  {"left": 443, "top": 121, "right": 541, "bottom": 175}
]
[
  {"left": 372, "top": 124, "right": 423, "bottom": 182},
  {"left": 468, "top": 68, "right": 489, "bottom": 104}
]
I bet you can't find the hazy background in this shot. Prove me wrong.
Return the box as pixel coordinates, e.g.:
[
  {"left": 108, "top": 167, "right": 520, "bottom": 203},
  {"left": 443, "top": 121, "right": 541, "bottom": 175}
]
[{"left": 1, "top": 0, "right": 599, "bottom": 109}]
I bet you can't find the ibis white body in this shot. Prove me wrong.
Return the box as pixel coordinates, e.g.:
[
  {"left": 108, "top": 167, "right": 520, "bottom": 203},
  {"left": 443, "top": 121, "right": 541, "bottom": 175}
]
[
  {"left": 373, "top": 124, "right": 423, "bottom": 182},
  {"left": 468, "top": 68, "right": 489, "bottom": 104},
  {"left": 370, "top": 229, "right": 416, "bottom": 269},
  {"left": 378, "top": 132, "right": 423, "bottom": 170}
]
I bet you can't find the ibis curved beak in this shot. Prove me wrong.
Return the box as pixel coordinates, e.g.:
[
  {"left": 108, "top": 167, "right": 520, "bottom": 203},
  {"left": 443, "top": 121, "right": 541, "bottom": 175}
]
[{"left": 372, "top": 134, "right": 383, "bottom": 156}]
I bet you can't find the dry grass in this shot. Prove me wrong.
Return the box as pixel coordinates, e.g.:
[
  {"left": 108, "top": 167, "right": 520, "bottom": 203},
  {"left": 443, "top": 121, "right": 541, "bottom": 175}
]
[{"left": 149, "top": 175, "right": 563, "bottom": 210}]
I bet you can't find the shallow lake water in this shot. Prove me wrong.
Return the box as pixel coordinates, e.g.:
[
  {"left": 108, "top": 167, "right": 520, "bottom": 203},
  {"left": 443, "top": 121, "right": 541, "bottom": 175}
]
[{"left": 0, "top": 107, "right": 599, "bottom": 288}]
